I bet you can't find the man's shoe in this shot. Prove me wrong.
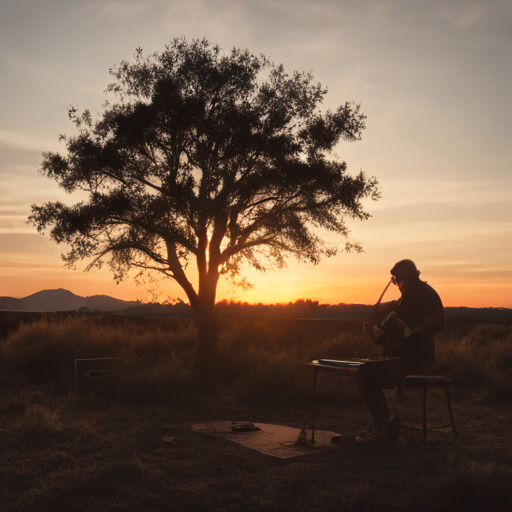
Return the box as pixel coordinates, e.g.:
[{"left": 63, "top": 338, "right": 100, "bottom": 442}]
[
  {"left": 355, "top": 417, "right": 402, "bottom": 450},
  {"left": 356, "top": 425, "right": 377, "bottom": 437},
  {"left": 356, "top": 426, "right": 379, "bottom": 438}
]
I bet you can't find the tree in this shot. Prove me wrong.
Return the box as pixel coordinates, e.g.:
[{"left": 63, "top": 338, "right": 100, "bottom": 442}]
[{"left": 30, "top": 39, "right": 379, "bottom": 374}]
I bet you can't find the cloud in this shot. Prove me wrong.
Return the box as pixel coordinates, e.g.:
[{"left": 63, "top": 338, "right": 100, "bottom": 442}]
[
  {"left": 0, "top": 210, "right": 29, "bottom": 216},
  {"left": 0, "top": 139, "right": 41, "bottom": 177},
  {"left": 0, "top": 233, "right": 58, "bottom": 255},
  {"left": 425, "top": 264, "right": 512, "bottom": 283},
  {"left": 80, "top": 0, "right": 160, "bottom": 20},
  {"left": 0, "top": 258, "right": 60, "bottom": 269},
  {"left": 364, "top": 201, "right": 512, "bottom": 227},
  {"left": 0, "top": 133, "right": 59, "bottom": 153},
  {"left": 435, "top": 1, "right": 490, "bottom": 28},
  {"left": 368, "top": 178, "right": 512, "bottom": 209}
]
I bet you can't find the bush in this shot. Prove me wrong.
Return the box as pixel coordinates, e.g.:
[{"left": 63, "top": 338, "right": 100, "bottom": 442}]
[
  {"left": 437, "top": 323, "right": 512, "bottom": 402},
  {"left": 16, "top": 402, "right": 63, "bottom": 449},
  {"left": 2, "top": 315, "right": 511, "bottom": 406},
  {"left": 443, "top": 451, "right": 512, "bottom": 512}
]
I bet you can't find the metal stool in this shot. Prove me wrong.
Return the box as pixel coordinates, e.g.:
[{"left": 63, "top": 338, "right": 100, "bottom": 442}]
[{"left": 400, "top": 375, "right": 458, "bottom": 448}]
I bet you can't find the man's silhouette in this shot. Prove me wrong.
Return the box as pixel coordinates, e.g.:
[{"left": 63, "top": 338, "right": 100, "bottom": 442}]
[{"left": 355, "top": 259, "right": 445, "bottom": 448}]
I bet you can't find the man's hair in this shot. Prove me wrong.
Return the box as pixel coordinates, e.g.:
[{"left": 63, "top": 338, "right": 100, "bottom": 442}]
[{"left": 390, "top": 259, "right": 420, "bottom": 279}]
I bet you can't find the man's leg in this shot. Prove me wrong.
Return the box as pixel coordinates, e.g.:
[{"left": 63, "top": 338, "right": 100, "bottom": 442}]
[{"left": 356, "top": 358, "right": 407, "bottom": 432}]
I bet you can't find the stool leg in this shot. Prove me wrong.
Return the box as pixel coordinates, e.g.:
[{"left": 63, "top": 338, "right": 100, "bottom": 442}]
[
  {"left": 445, "top": 383, "right": 458, "bottom": 439},
  {"left": 422, "top": 387, "right": 427, "bottom": 448},
  {"left": 310, "top": 367, "right": 318, "bottom": 445}
]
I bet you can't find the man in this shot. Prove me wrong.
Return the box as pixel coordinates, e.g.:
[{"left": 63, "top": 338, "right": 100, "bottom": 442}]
[{"left": 354, "top": 259, "right": 446, "bottom": 448}]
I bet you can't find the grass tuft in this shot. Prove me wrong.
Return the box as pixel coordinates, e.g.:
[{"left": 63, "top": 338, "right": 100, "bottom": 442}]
[{"left": 16, "top": 402, "right": 63, "bottom": 449}]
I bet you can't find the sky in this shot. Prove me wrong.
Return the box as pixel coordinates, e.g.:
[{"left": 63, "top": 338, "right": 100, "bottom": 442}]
[{"left": 0, "top": 0, "right": 511, "bottom": 307}]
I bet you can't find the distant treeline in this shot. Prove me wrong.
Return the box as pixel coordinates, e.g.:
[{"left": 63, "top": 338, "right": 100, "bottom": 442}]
[
  {"left": 116, "top": 299, "right": 372, "bottom": 319},
  {"left": 445, "top": 306, "right": 512, "bottom": 323},
  {"left": 117, "top": 299, "right": 512, "bottom": 323},
  {"left": 1, "top": 300, "right": 510, "bottom": 341}
]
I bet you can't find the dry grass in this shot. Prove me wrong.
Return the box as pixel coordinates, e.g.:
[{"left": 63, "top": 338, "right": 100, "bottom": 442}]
[{"left": 0, "top": 316, "right": 511, "bottom": 511}]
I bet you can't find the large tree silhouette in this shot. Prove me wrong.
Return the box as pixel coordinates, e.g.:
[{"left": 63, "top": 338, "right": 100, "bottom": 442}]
[{"left": 30, "top": 39, "right": 379, "bottom": 373}]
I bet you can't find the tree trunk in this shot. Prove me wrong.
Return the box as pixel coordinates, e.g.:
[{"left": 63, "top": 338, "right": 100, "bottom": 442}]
[
  {"left": 194, "top": 271, "right": 221, "bottom": 380},
  {"left": 195, "top": 310, "right": 220, "bottom": 379}
]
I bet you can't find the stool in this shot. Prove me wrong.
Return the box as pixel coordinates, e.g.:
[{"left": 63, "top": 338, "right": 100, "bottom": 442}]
[{"left": 400, "top": 375, "right": 458, "bottom": 448}]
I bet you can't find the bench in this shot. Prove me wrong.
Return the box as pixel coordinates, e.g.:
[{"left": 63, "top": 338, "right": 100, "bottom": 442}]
[{"left": 75, "top": 358, "right": 118, "bottom": 389}]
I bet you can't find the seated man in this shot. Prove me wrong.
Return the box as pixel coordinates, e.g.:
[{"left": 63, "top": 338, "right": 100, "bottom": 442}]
[{"left": 355, "top": 259, "right": 446, "bottom": 448}]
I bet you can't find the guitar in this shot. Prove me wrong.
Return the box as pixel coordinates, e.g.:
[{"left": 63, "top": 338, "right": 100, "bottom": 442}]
[{"left": 363, "top": 280, "right": 412, "bottom": 356}]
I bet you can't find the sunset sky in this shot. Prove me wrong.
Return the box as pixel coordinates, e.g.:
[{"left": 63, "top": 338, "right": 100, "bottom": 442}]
[{"left": 1, "top": 0, "right": 511, "bottom": 308}]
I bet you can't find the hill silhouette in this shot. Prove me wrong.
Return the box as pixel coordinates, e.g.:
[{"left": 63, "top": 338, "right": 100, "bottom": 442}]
[{"left": 0, "top": 289, "right": 139, "bottom": 312}]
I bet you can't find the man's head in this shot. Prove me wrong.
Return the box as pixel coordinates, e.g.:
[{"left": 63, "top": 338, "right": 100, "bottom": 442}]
[{"left": 390, "top": 259, "right": 420, "bottom": 289}]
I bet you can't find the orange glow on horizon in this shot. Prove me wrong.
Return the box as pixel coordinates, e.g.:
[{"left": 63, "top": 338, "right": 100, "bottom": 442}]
[{"left": 1, "top": 267, "right": 511, "bottom": 309}]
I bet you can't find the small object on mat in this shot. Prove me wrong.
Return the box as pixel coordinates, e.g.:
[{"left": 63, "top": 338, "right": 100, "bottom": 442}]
[
  {"left": 316, "top": 359, "right": 364, "bottom": 368},
  {"left": 231, "top": 421, "right": 261, "bottom": 432},
  {"left": 296, "top": 425, "right": 308, "bottom": 446},
  {"left": 163, "top": 436, "right": 180, "bottom": 443}
]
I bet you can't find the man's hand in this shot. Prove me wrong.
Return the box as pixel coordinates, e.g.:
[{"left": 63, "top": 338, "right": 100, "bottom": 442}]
[
  {"left": 372, "top": 325, "right": 385, "bottom": 337},
  {"left": 364, "top": 321, "right": 385, "bottom": 344},
  {"left": 364, "top": 312, "right": 378, "bottom": 325}
]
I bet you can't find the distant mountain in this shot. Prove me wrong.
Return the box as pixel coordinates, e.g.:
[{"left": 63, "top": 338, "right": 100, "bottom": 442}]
[
  {"left": 0, "top": 297, "right": 19, "bottom": 310},
  {"left": 0, "top": 289, "right": 139, "bottom": 312},
  {"left": 82, "top": 294, "right": 140, "bottom": 312},
  {"left": 20, "top": 289, "right": 87, "bottom": 312}
]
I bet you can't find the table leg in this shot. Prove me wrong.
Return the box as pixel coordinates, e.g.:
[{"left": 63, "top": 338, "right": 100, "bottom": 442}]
[
  {"left": 422, "top": 387, "right": 427, "bottom": 448},
  {"left": 311, "top": 367, "right": 318, "bottom": 445},
  {"left": 445, "top": 383, "right": 458, "bottom": 439}
]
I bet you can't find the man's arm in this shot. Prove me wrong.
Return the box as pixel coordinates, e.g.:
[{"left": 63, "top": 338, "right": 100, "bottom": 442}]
[
  {"left": 409, "top": 314, "right": 443, "bottom": 336},
  {"left": 409, "top": 286, "right": 446, "bottom": 336}
]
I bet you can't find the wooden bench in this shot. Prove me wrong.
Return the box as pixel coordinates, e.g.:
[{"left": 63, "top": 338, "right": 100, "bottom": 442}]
[{"left": 75, "top": 358, "right": 118, "bottom": 389}]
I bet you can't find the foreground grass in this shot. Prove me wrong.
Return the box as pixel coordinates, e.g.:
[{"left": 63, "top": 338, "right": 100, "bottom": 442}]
[{"left": 0, "top": 316, "right": 511, "bottom": 511}]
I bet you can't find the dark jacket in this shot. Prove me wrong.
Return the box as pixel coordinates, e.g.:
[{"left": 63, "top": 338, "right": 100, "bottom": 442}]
[{"left": 395, "top": 279, "right": 446, "bottom": 364}]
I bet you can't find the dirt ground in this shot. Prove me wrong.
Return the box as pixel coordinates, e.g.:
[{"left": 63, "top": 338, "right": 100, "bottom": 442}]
[{"left": 1, "top": 381, "right": 511, "bottom": 512}]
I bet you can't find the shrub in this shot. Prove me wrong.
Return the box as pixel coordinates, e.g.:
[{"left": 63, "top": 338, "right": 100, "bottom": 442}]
[
  {"left": 443, "top": 451, "right": 512, "bottom": 512},
  {"left": 437, "top": 323, "right": 512, "bottom": 402},
  {"left": 16, "top": 402, "right": 63, "bottom": 448},
  {"left": 2, "top": 315, "right": 511, "bottom": 406},
  {"left": 236, "top": 347, "right": 295, "bottom": 405}
]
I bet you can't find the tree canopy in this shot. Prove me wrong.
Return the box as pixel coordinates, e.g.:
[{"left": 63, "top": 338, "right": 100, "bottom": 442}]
[{"left": 30, "top": 38, "right": 379, "bottom": 369}]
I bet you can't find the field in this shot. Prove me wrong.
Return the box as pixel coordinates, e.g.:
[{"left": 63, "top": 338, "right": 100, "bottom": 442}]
[{"left": 0, "top": 313, "right": 511, "bottom": 512}]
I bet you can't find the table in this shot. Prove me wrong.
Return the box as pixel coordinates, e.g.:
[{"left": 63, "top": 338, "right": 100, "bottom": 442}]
[{"left": 303, "top": 359, "right": 366, "bottom": 444}]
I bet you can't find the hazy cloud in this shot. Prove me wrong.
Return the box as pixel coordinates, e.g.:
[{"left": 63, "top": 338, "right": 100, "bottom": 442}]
[
  {"left": 0, "top": 258, "right": 60, "bottom": 269},
  {"left": 0, "top": 233, "right": 58, "bottom": 255},
  {"left": 80, "top": 0, "right": 155, "bottom": 19},
  {"left": 365, "top": 201, "right": 512, "bottom": 227},
  {"left": 0, "top": 140, "right": 41, "bottom": 177}
]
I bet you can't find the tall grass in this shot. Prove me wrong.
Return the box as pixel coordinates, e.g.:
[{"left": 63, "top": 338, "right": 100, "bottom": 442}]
[
  {"left": 1, "top": 315, "right": 510, "bottom": 406},
  {"left": 0, "top": 316, "right": 197, "bottom": 402},
  {"left": 437, "top": 323, "right": 512, "bottom": 403}
]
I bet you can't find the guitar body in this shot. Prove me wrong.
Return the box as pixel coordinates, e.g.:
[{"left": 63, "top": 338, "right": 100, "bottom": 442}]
[{"left": 363, "top": 281, "right": 406, "bottom": 357}]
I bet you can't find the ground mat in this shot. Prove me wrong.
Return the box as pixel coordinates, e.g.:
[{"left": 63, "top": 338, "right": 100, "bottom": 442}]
[{"left": 190, "top": 421, "right": 341, "bottom": 459}]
